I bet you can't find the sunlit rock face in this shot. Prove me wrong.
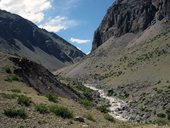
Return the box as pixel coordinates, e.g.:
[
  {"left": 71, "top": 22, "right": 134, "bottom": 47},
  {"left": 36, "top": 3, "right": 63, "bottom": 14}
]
[{"left": 92, "top": 0, "right": 170, "bottom": 51}]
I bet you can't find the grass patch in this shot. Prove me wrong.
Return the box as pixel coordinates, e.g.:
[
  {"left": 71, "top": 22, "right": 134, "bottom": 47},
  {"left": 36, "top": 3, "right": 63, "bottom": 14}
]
[
  {"left": 46, "top": 92, "right": 58, "bottom": 103},
  {"left": 10, "top": 89, "right": 21, "bottom": 93},
  {"left": 154, "top": 118, "right": 169, "bottom": 126},
  {"left": 17, "top": 95, "right": 32, "bottom": 106},
  {"left": 4, "top": 66, "right": 12, "bottom": 74},
  {"left": 84, "top": 112, "right": 95, "bottom": 122},
  {"left": 50, "top": 105, "right": 73, "bottom": 119},
  {"left": 104, "top": 114, "right": 115, "bottom": 122},
  {"left": 4, "top": 77, "right": 12, "bottom": 82},
  {"left": 0, "top": 93, "right": 18, "bottom": 99},
  {"left": 79, "top": 99, "right": 92, "bottom": 109},
  {"left": 157, "top": 113, "right": 166, "bottom": 118},
  {"left": 4, "top": 108, "right": 27, "bottom": 119},
  {"left": 35, "top": 104, "right": 49, "bottom": 114},
  {"left": 5, "top": 75, "right": 20, "bottom": 82},
  {"left": 11, "top": 75, "right": 20, "bottom": 81},
  {"left": 97, "top": 105, "right": 109, "bottom": 113}
]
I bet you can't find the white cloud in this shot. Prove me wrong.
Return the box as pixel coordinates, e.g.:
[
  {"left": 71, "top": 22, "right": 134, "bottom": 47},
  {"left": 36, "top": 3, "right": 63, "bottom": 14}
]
[
  {"left": 0, "top": 0, "right": 51, "bottom": 23},
  {"left": 39, "top": 16, "right": 78, "bottom": 32},
  {"left": 70, "top": 37, "right": 90, "bottom": 44}
]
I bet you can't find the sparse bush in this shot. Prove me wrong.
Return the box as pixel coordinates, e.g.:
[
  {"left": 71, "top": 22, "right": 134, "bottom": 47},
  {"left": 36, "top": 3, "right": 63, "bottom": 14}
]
[
  {"left": 167, "top": 114, "right": 170, "bottom": 121},
  {"left": 166, "top": 108, "right": 170, "bottom": 114},
  {"left": 4, "top": 66, "right": 12, "bottom": 74},
  {"left": 79, "top": 99, "right": 92, "bottom": 109},
  {"left": 11, "top": 75, "right": 19, "bottom": 81},
  {"left": 10, "top": 89, "right": 21, "bottom": 93},
  {"left": 154, "top": 118, "right": 169, "bottom": 126},
  {"left": 4, "top": 108, "right": 27, "bottom": 119},
  {"left": 97, "top": 105, "right": 109, "bottom": 113},
  {"left": 83, "top": 89, "right": 93, "bottom": 101},
  {"left": 46, "top": 92, "right": 58, "bottom": 103},
  {"left": 4, "top": 77, "right": 12, "bottom": 82},
  {"left": 35, "top": 104, "right": 49, "bottom": 114},
  {"left": 157, "top": 113, "right": 166, "bottom": 118},
  {"left": 153, "top": 87, "right": 163, "bottom": 94},
  {"left": 157, "top": 80, "right": 161, "bottom": 84},
  {"left": 17, "top": 95, "right": 31, "bottom": 106},
  {"left": 84, "top": 112, "right": 95, "bottom": 122},
  {"left": 166, "top": 109, "right": 170, "bottom": 121},
  {"left": 50, "top": 105, "right": 73, "bottom": 119},
  {"left": 107, "top": 89, "right": 114, "bottom": 96},
  {"left": 0, "top": 93, "right": 18, "bottom": 99},
  {"left": 104, "top": 114, "right": 115, "bottom": 122},
  {"left": 5, "top": 75, "right": 20, "bottom": 82}
]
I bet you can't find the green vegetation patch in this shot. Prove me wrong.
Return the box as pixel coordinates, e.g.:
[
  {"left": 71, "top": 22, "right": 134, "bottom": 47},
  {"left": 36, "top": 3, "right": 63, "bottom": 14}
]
[
  {"left": 35, "top": 104, "right": 49, "bottom": 114},
  {"left": 97, "top": 105, "right": 109, "bottom": 113},
  {"left": 45, "top": 92, "right": 58, "bottom": 103},
  {"left": 157, "top": 113, "right": 166, "bottom": 118},
  {"left": 84, "top": 112, "right": 95, "bottom": 122},
  {"left": 0, "top": 93, "right": 18, "bottom": 99},
  {"left": 104, "top": 114, "right": 115, "bottom": 122},
  {"left": 5, "top": 75, "right": 20, "bottom": 82},
  {"left": 4, "top": 108, "right": 27, "bottom": 119},
  {"left": 17, "top": 95, "right": 32, "bottom": 106},
  {"left": 49, "top": 105, "right": 73, "bottom": 119},
  {"left": 154, "top": 118, "right": 169, "bottom": 126},
  {"left": 3, "top": 66, "right": 12, "bottom": 74},
  {"left": 79, "top": 99, "right": 93, "bottom": 109},
  {"left": 10, "top": 89, "right": 21, "bottom": 93}
]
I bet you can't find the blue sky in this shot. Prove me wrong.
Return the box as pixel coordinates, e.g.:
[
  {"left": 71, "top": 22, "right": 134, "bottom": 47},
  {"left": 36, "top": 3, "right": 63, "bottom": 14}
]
[{"left": 0, "top": 0, "right": 114, "bottom": 54}]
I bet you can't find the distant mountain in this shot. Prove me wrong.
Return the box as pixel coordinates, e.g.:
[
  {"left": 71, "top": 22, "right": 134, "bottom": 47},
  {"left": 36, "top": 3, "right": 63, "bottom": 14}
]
[{"left": 0, "top": 10, "right": 85, "bottom": 71}]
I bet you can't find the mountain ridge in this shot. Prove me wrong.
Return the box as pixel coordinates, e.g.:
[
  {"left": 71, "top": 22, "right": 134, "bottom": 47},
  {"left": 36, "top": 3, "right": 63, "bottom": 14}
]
[{"left": 0, "top": 9, "right": 85, "bottom": 71}]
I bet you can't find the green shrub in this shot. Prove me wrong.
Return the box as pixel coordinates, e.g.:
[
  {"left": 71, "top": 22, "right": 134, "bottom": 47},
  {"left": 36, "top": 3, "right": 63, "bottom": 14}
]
[
  {"left": 35, "top": 104, "right": 49, "bottom": 114},
  {"left": 0, "top": 93, "right": 18, "bottom": 99},
  {"left": 4, "top": 77, "right": 12, "bottom": 82},
  {"left": 5, "top": 75, "right": 20, "bottom": 82},
  {"left": 107, "top": 89, "right": 114, "bottom": 96},
  {"left": 17, "top": 95, "right": 31, "bottom": 106},
  {"left": 157, "top": 113, "right": 166, "bottom": 118},
  {"left": 4, "top": 108, "right": 27, "bottom": 119},
  {"left": 46, "top": 92, "right": 58, "bottom": 103},
  {"left": 79, "top": 99, "right": 92, "bottom": 109},
  {"left": 50, "top": 105, "right": 73, "bottom": 119},
  {"left": 11, "top": 75, "right": 19, "bottom": 81},
  {"left": 4, "top": 66, "right": 12, "bottom": 74},
  {"left": 167, "top": 114, "right": 170, "bottom": 121},
  {"left": 84, "top": 112, "right": 95, "bottom": 122},
  {"left": 97, "top": 105, "right": 109, "bottom": 113},
  {"left": 166, "top": 108, "right": 170, "bottom": 114},
  {"left": 154, "top": 118, "right": 169, "bottom": 126},
  {"left": 10, "top": 89, "right": 21, "bottom": 93},
  {"left": 104, "top": 114, "right": 115, "bottom": 122}
]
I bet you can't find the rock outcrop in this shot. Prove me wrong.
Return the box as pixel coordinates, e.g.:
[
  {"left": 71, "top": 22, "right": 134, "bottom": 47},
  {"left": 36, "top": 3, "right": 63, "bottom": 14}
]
[
  {"left": 92, "top": 0, "right": 170, "bottom": 51},
  {"left": 10, "top": 57, "right": 79, "bottom": 100}
]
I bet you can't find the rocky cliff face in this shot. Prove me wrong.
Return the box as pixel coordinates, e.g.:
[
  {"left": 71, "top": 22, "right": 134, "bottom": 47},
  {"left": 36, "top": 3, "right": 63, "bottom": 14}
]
[{"left": 92, "top": 0, "right": 170, "bottom": 51}]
